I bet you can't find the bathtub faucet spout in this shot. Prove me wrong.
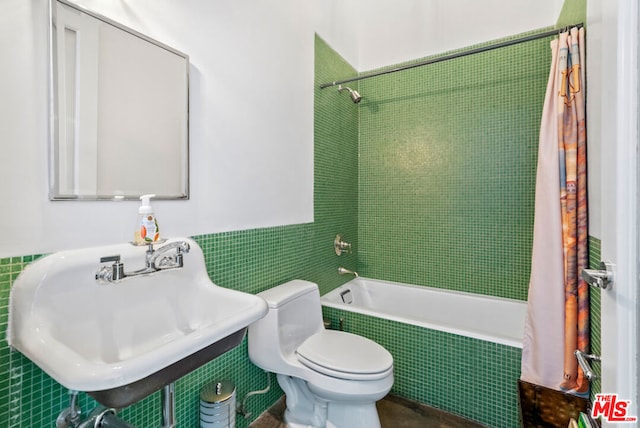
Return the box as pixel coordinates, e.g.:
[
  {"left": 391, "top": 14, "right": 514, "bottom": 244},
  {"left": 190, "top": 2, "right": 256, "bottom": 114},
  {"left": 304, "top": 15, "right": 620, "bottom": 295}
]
[{"left": 338, "top": 267, "right": 359, "bottom": 278}]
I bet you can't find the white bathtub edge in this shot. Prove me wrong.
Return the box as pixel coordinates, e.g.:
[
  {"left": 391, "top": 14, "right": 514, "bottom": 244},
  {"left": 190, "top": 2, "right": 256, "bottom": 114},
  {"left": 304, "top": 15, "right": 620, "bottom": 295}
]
[{"left": 321, "top": 278, "right": 525, "bottom": 349}]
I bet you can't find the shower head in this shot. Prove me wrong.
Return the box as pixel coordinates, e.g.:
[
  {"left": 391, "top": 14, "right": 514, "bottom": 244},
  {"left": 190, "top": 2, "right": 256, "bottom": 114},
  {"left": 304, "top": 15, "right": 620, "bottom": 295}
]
[{"left": 338, "top": 85, "right": 362, "bottom": 104}]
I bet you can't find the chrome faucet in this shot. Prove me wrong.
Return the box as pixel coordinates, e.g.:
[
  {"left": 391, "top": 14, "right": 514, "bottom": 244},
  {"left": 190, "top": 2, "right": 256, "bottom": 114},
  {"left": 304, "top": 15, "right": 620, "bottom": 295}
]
[
  {"left": 96, "top": 240, "right": 190, "bottom": 284},
  {"left": 338, "top": 266, "right": 359, "bottom": 278}
]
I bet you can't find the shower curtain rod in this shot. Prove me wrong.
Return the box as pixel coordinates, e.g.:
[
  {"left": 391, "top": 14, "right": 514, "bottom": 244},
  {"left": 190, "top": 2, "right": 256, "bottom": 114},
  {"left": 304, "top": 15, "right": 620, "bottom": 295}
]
[{"left": 319, "top": 23, "right": 583, "bottom": 89}]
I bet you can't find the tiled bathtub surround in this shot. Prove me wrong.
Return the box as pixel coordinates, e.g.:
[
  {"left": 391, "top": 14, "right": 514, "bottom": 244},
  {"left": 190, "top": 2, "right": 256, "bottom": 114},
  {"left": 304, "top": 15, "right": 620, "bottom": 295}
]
[
  {"left": 349, "top": 32, "right": 549, "bottom": 428},
  {"left": 319, "top": 239, "right": 601, "bottom": 428},
  {"left": 349, "top": 19, "right": 600, "bottom": 428},
  {"left": 356, "top": 30, "right": 553, "bottom": 300},
  {"left": 322, "top": 306, "right": 522, "bottom": 428}
]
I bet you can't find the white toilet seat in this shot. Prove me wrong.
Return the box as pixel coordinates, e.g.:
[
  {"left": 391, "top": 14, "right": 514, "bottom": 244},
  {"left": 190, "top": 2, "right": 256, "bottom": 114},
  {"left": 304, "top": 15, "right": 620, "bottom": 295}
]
[{"left": 296, "top": 330, "right": 393, "bottom": 381}]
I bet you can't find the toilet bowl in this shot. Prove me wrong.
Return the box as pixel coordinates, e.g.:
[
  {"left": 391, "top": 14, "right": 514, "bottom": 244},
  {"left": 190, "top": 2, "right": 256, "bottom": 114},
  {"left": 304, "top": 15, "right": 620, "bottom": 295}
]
[{"left": 248, "top": 280, "right": 393, "bottom": 428}]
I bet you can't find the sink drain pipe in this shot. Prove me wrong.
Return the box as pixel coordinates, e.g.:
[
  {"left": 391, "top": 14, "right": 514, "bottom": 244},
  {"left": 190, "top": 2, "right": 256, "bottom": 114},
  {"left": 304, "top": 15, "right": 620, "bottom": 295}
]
[
  {"left": 55, "top": 389, "right": 143, "bottom": 428},
  {"left": 83, "top": 408, "right": 136, "bottom": 428},
  {"left": 56, "top": 394, "right": 136, "bottom": 428}
]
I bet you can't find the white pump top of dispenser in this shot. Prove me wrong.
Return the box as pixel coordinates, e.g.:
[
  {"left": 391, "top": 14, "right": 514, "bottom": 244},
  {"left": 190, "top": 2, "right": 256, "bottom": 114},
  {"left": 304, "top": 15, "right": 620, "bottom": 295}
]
[{"left": 139, "top": 194, "right": 156, "bottom": 214}]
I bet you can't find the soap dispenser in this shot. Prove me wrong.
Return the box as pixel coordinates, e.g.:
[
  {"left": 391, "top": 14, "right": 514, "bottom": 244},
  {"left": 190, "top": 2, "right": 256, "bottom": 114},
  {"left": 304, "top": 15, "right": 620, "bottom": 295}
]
[{"left": 134, "top": 194, "right": 160, "bottom": 244}]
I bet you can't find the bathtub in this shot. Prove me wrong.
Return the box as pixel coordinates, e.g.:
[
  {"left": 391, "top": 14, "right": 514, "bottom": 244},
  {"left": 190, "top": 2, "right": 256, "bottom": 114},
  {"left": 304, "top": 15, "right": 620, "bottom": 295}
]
[
  {"left": 320, "top": 277, "right": 526, "bottom": 427},
  {"left": 321, "top": 277, "right": 527, "bottom": 348}
]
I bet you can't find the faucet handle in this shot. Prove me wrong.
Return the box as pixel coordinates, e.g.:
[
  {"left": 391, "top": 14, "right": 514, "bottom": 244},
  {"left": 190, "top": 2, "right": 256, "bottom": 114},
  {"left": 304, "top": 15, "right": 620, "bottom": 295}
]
[
  {"left": 98, "top": 255, "right": 125, "bottom": 282},
  {"left": 334, "top": 234, "right": 352, "bottom": 255},
  {"left": 100, "top": 255, "right": 121, "bottom": 264}
]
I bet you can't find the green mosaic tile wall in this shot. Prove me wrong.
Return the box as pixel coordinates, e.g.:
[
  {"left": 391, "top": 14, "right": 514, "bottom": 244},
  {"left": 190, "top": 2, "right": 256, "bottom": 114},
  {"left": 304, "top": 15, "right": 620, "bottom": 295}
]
[
  {"left": 0, "top": 34, "right": 358, "bottom": 428},
  {"left": 556, "top": 0, "right": 587, "bottom": 28},
  {"left": 322, "top": 306, "right": 522, "bottom": 428},
  {"left": 356, "top": 32, "right": 553, "bottom": 300}
]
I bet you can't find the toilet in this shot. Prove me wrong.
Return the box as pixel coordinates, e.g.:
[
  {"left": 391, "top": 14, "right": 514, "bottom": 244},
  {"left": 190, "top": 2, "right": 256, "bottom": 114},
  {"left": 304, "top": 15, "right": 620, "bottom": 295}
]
[{"left": 248, "top": 280, "right": 393, "bottom": 428}]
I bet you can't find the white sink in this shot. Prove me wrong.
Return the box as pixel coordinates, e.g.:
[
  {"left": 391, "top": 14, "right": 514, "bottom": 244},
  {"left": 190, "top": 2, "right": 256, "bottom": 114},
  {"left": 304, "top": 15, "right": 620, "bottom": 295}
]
[{"left": 7, "top": 237, "right": 267, "bottom": 407}]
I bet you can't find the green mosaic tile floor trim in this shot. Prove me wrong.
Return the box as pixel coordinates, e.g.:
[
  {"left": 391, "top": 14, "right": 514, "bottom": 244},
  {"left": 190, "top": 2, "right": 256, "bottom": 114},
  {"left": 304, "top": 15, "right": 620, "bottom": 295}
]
[{"left": 322, "top": 306, "right": 522, "bottom": 428}]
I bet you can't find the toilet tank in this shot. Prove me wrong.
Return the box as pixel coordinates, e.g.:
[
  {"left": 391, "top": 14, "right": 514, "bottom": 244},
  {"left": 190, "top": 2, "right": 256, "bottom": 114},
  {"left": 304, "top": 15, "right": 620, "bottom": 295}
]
[{"left": 248, "top": 280, "right": 323, "bottom": 371}]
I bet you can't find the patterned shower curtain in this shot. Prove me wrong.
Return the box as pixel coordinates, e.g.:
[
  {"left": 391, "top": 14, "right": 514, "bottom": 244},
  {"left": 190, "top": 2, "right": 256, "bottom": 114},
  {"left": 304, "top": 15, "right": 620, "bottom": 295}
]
[{"left": 521, "top": 26, "right": 588, "bottom": 396}]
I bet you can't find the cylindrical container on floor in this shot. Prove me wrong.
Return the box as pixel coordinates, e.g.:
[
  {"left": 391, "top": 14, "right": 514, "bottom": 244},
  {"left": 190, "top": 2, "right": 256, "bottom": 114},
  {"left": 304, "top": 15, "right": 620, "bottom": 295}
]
[{"left": 200, "top": 380, "right": 236, "bottom": 428}]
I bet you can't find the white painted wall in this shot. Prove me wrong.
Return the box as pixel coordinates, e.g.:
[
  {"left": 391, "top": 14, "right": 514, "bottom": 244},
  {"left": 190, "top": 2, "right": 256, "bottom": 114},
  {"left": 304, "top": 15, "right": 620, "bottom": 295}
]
[
  {"left": 331, "top": 0, "right": 565, "bottom": 72},
  {"left": 0, "top": 0, "right": 563, "bottom": 258},
  {"left": 1, "top": 0, "right": 319, "bottom": 258}
]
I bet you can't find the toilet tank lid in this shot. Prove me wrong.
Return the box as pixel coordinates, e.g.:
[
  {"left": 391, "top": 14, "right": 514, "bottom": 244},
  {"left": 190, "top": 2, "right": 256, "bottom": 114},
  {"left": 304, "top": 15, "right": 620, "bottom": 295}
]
[{"left": 258, "top": 280, "right": 318, "bottom": 309}]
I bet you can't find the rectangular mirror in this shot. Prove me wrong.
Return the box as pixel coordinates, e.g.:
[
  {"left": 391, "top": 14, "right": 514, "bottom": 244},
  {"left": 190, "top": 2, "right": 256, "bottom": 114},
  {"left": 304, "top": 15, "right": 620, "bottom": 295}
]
[{"left": 49, "top": 0, "right": 189, "bottom": 200}]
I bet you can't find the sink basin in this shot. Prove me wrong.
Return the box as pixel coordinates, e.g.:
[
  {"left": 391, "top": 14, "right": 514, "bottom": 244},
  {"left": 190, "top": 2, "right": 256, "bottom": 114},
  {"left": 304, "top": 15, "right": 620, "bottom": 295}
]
[{"left": 7, "top": 237, "right": 267, "bottom": 407}]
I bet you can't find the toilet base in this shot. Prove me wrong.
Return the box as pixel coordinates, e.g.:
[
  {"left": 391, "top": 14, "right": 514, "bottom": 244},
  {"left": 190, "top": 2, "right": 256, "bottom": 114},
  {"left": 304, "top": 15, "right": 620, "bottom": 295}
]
[
  {"left": 282, "top": 401, "right": 381, "bottom": 428},
  {"left": 282, "top": 419, "right": 319, "bottom": 428},
  {"left": 326, "top": 401, "right": 380, "bottom": 428},
  {"left": 277, "top": 374, "right": 383, "bottom": 428}
]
